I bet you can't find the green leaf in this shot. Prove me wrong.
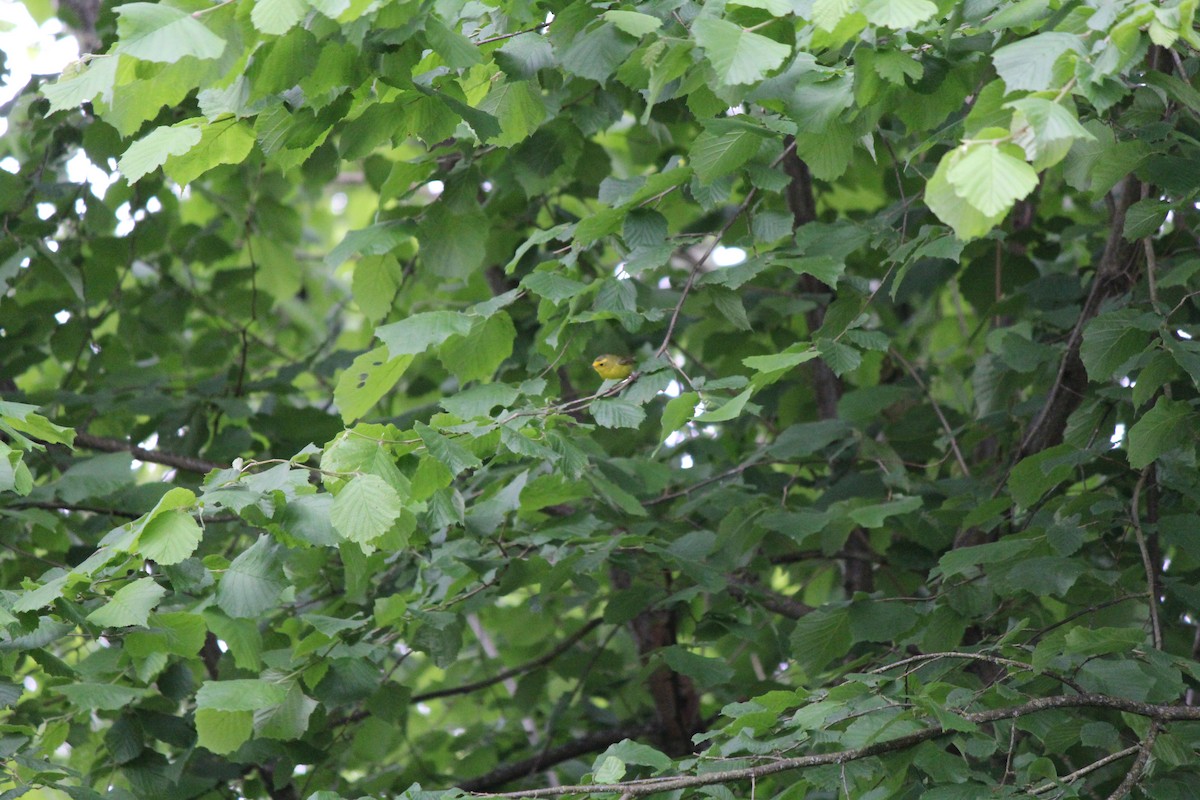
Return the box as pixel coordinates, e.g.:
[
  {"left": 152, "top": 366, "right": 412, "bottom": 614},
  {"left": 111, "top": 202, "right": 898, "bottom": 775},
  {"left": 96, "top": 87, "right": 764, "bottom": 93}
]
[
  {"left": 1127, "top": 397, "right": 1195, "bottom": 469},
  {"left": 591, "top": 398, "right": 647, "bottom": 428},
  {"left": 603, "top": 10, "right": 662, "bottom": 36},
  {"left": 43, "top": 55, "right": 119, "bottom": 112},
  {"left": 1007, "top": 444, "right": 1079, "bottom": 508},
  {"left": 560, "top": 22, "right": 637, "bottom": 83},
  {"left": 87, "top": 577, "right": 167, "bottom": 628},
  {"left": 195, "top": 709, "right": 252, "bottom": 755},
  {"left": 709, "top": 286, "right": 751, "bottom": 330},
  {"left": 849, "top": 601, "right": 918, "bottom": 641},
  {"left": 660, "top": 392, "right": 699, "bottom": 441},
  {"left": 662, "top": 646, "right": 736, "bottom": 686},
  {"left": 600, "top": 740, "right": 672, "bottom": 772},
  {"left": 255, "top": 684, "right": 318, "bottom": 740},
  {"left": 861, "top": 0, "right": 936, "bottom": 28},
  {"left": 946, "top": 143, "right": 1039, "bottom": 217},
  {"left": 424, "top": 17, "right": 482, "bottom": 68},
  {"left": 54, "top": 451, "right": 135, "bottom": 503},
  {"left": 115, "top": 3, "right": 227, "bottom": 63},
  {"left": 816, "top": 339, "right": 861, "bottom": 376},
  {"left": 198, "top": 679, "right": 289, "bottom": 711},
  {"left": 251, "top": 0, "right": 308, "bottom": 34},
  {"left": 326, "top": 221, "right": 415, "bottom": 269},
  {"left": 334, "top": 346, "right": 414, "bottom": 424},
  {"left": 1123, "top": 199, "right": 1172, "bottom": 240},
  {"left": 694, "top": 387, "right": 753, "bottom": 422},
  {"left": 594, "top": 755, "right": 626, "bottom": 784},
  {"left": 794, "top": 123, "right": 853, "bottom": 181},
  {"left": 137, "top": 510, "right": 203, "bottom": 565},
  {"left": 416, "top": 422, "right": 483, "bottom": 476},
  {"left": 441, "top": 383, "right": 520, "bottom": 418},
  {"left": 936, "top": 539, "right": 1037, "bottom": 578},
  {"left": 352, "top": 255, "right": 402, "bottom": 322},
  {"left": 1006, "top": 96, "right": 1093, "bottom": 170},
  {"left": 438, "top": 312, "right": 516, "bottom": 383},
  {"left": 812, "top": 0, "right": 854, "bottom": 31},
  {"left": 418, "top": 203, "right": 490, "bottom": 279},
  {"left": 479, "top": 80, "right": 547, "bottom": 147},
  {"left": 216, "top": 535, "right": 287, "bottom": 618},
  {"left": 1080, "top": 309, "right": 1154, "bottom": 381},
  {"left": 164, "top": 119, "right": 256, "bottom": 186},
  {"left": 691, "top": 127, "right": 764, "bottom": 183},
  {"left": 119, "top": 122, "right": 203, "bottom": 185},
  {"left": 926, "top": 147, "right": 1008, "bottom": 240},
  {"left": 777, "top": 256, "right": 845, "bottom": 288},
  {"left": 991, "top": 32, "right": 1081, "bottom": 92},
  {"left": 789, "top": 608, "right": 853, "bottom": 674},
  {"left": 331, "top": 474, "right": 404, "bottom": 546},
  {"left": 56, "top": 683, "right": 153, "bottom": 711},
  {"left": 743, "top": 346, "right": 818, "bottom": 373},
  {"left": 376, "top": 311, "right": 474, "bottom": 357},
  {"left": 692, "top": 18, "right": 791, "bottom": 86},
  {"left": 848, "top": 496, "right": 922, "bottom": 528}
]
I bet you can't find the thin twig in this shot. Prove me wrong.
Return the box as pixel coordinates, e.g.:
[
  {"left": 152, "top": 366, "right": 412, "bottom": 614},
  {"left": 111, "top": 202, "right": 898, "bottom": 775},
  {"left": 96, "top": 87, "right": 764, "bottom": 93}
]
[
  {"left": 644, "top": 456, "right": 763, "bottom": 506},
  {"left": 871, "top": 651, "right": 1086, "bottom": 694},
  {"left": 1131, "top": 467, "right": 1163, "bottom": 649},
  {"left": 465, "top": 694, "right": 1200, "bottom": 798},
  {"left": 474, "top": 21, "right": 551, "bottom": 45},
  {"left": 655, "top": 188, "right": 759, "bottom": 358},
  {"left": 412, "top": 619, "right": 603, "bottom": 702},
  {"left": 1102, "top": 720, "right": 1160, "bottom": 800},
  {"left": 1143, "top": 236, "right": 1158, "bottom": 307},
  {"left": 889, "top": 348, "right": 970, "bottom": 476},
  {"left": 1028, "top": 745, "right": 1140, "bottom": 795}
]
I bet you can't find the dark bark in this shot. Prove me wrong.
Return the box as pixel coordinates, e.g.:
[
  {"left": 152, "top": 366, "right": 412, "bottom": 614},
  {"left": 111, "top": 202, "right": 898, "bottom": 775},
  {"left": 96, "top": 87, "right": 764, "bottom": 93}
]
[{"left": 610, "top": 568, "right": 702, "bottom": 756}]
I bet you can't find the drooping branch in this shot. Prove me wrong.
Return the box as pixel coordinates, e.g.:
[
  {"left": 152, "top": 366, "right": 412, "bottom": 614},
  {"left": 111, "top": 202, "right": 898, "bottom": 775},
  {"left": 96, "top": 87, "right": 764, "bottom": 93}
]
[{"left": 465, "top": 694, "right": 1200, "bottom": 798}]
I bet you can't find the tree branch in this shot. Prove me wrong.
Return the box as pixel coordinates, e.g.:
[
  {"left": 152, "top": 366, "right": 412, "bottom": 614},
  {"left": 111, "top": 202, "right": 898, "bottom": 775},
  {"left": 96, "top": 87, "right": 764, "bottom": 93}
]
[
  {"left": 1029, "top": 744, "right": 1140, "bottom": 795},
  {"left": 1016, "top": 176, "right": 1139, "bottom": 459},
  {"left": 73, "top": 431, "right": 226, "bottom": 474},
  {"left": 465, "top": 694, "right": 1200, "bottom": 798},
  {"left": 413, "top": 619, "right": 603, "bottom": 702},
  {"left": 1102, "top": 719, "right": 1159, "bottom": 800},
  {"left": 1131, "top": 467, "right": 1163, "bottom": 650},
  {"left": 871, "top": 651, "right": 1086, "bottom": 694},
  {"left": 457, "top": 721, "right": 656, "bottom": 792}
]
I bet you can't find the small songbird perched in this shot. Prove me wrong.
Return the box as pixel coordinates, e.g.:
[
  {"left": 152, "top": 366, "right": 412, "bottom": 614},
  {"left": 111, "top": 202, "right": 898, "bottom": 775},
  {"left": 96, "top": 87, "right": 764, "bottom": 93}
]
[{"left": 591, "top": 354, "right": 636, "bottom": 381}]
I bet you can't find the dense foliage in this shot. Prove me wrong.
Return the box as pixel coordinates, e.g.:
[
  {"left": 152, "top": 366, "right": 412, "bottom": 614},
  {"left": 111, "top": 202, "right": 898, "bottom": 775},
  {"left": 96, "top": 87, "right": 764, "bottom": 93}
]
[{"left": 4, "top": 0, "right": 1200, "bottom": 797}]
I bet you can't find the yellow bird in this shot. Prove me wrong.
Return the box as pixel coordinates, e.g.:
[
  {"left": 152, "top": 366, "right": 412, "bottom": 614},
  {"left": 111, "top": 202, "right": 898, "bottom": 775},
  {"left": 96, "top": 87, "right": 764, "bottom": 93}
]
[{"left": 592, "top": 354, "right": 636, "bottom": 381}]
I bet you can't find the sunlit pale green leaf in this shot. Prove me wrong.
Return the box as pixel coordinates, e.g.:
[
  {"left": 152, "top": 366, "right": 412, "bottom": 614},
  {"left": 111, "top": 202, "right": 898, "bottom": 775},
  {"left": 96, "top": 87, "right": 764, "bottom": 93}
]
[
  {"left": 118, "top": 123, "right": 202, "bottom": 184},
  {"left": 331, "top": 474, "right": 403, "bottom": 545},
  {"left": 114, "top": 3, "right": 226, "bottom": 63},
  {"left": 86, "top": 577, "right": 167, "bottom": 628},
  {"left": 946, "top": 143, "right": 1039, "bottom": 217},
  {"left": 692, "top": 18, "right": 791, "bottom": 86}
]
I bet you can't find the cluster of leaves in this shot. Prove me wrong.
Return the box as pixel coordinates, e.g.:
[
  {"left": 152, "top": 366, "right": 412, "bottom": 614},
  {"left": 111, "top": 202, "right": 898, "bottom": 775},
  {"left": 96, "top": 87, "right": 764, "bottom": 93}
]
[{"left": 3, "top": 0, "right": 1200, "bottom": 797}]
